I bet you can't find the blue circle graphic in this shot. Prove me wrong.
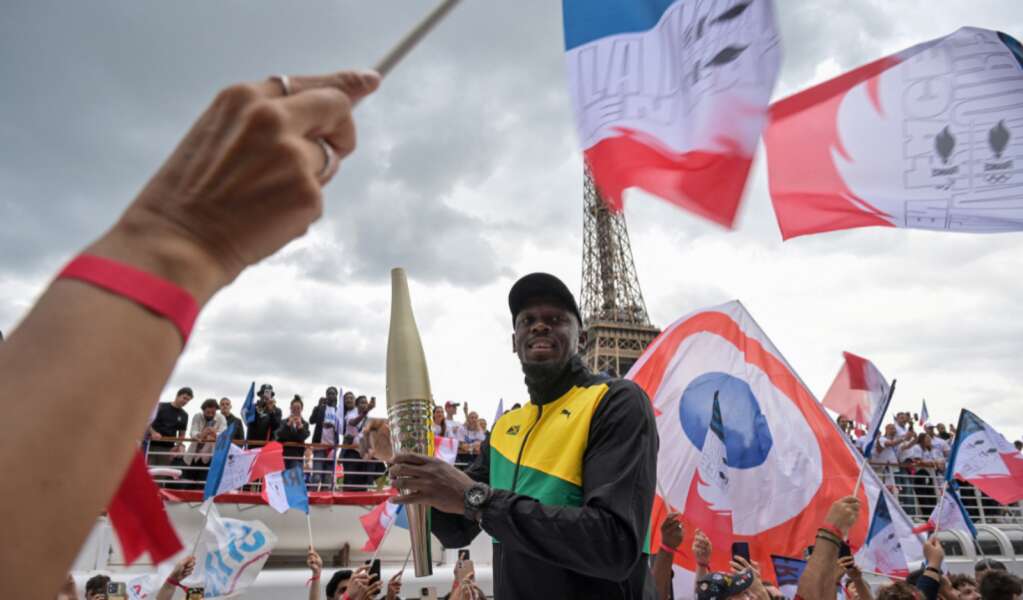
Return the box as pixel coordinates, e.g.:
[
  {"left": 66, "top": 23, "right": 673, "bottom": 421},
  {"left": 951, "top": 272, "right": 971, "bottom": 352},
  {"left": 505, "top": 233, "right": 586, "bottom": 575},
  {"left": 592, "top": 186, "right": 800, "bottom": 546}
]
[{"left": 679, "top": 372, "right": 773, "bottom": 469}]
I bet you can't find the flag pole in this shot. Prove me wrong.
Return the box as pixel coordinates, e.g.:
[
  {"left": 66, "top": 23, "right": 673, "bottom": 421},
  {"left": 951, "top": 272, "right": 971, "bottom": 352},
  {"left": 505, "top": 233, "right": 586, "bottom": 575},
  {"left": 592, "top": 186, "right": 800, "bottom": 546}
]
[
  {"left": 369, "top": 511, "right": 399, "bottom": 564},
  {"left": 191, "top": 501, "right": 212, "bottom": 556},
  {"left": 306, "top": 512, "right": 315, "bottom": 549},
  {"left": 852, "top": 379, "right": 898, "bottom": 498},
  {"left": 932, "top": 483, "right": 947, "bottom": 533},
  {"left": 372, "top": 0, "right": 463, "bottom": 78}
]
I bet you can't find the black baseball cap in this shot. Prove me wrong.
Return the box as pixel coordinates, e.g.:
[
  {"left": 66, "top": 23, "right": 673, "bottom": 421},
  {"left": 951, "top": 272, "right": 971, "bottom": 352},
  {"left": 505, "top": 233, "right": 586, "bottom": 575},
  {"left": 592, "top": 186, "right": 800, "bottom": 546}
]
[{"left": 508, "top": 273, "right": 583, "bottom": 326}]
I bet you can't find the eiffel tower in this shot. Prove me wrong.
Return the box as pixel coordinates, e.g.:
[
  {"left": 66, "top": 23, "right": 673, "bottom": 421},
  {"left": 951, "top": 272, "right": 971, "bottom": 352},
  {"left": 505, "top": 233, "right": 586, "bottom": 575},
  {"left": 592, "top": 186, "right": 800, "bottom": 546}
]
[{"left": 580, "top": 170, "right": 660, "bottom": 377}]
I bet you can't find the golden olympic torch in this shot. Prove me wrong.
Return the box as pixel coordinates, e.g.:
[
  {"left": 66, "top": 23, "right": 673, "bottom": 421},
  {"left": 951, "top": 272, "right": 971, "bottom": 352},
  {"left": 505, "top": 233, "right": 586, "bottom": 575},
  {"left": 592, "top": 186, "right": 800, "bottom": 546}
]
[{"left": 386, "top": 268, "right": 434, "bottom": 577}]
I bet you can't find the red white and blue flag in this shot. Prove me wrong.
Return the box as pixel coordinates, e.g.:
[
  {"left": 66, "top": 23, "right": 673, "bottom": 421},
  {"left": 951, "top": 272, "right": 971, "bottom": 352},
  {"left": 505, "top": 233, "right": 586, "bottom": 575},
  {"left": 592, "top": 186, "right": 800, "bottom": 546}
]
[
  {"left": 204, "top": 424, "right": 284, "bottom": 500},
  {"left": 821, "top": 351, "right": 891, "bottom": 427},
  {"left": 562, "top": 0, "right": 781, "bottom": 227},
  {"left": 262, "top": 464, "right": 309, "bottom": 514},
  {"left": 914, "top": 484, "right": 977, "bottom": 539},
  {"left": 631, "top": 301, "right": 921, "bottom": 595},
  {"left": 947, "top": 409, "right": 1023, "bottom": 505},
  {"left": 359, "top": 498, "right": 408, "bottom": 552},
  {"left": 766, "top": 28, "right": 1023, "bottom": 240},
  {"left": 856, "top": 492, "right": 910, "bottom": 578},
  {"left": 919, "top": 400, "right": 930, "bottom": 427}
]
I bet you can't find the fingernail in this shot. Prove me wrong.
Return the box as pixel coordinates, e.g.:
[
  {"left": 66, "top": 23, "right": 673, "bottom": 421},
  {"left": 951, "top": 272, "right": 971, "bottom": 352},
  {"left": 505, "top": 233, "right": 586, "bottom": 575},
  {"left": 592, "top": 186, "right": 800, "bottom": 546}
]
[{"left": 359, "top": 69, "right": 381, "bottom": 87}]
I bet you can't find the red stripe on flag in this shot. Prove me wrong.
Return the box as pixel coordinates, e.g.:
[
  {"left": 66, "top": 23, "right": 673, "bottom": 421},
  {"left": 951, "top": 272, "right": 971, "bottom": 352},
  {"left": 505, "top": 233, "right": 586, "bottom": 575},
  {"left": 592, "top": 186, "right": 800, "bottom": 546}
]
[
  {"left": 585, "top": 130, "right": 753, "bottom": 229},
  {"left": 843, "top": 351, "right": 870, "bottom": 391},
  {"left": 764, "top": 56, "right": 902, "bottom": 240},
  {"left": 250, "top": 442, "right": 285, "bottom": 481},
  {"left": 107, "top": 450, "right": 182, "bottom": 564}
]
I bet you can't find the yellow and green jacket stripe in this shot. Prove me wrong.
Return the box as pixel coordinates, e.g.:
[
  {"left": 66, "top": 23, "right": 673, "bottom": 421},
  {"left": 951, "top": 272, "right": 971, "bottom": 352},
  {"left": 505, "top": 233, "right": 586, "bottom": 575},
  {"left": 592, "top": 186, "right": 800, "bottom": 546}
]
[{"left": 489, "top": 381, "right": 608, "bottom": 506}]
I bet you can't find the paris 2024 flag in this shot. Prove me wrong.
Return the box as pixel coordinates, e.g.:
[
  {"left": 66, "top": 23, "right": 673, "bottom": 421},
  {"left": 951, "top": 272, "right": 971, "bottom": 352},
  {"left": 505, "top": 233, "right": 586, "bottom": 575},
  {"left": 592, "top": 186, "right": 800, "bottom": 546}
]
[
  {"left": 629, "top": 301, "right": 921, "bottom": 597},
  {"left": 561, "top": 0, "right": 781, "bottom": 227},
  {"left": 766, "top": 27, "right": 1023, "bottom": 239}
]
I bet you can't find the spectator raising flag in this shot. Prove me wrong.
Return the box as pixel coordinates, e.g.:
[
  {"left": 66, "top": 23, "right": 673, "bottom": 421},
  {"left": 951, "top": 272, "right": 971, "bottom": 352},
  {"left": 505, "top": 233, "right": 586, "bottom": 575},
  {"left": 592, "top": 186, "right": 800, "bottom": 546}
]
[
  {"left": 203, "top": 423, "right": 284, "bottom": 500},
  {"left": 262, "top": 464, "right": 309, "bottom": 515},
  {"left": 856, "top": 492, "right": 910, "bottom": 578},
  {"left": 822, "top": 351, "right": 891, "bottom": 427},
  {"left": 561, "top": 0, "right": 781, "bottom": 226},
  {"left": 633, "top": 300, "right": 921, "bottom": 595},
  {"left": 914, "top": 483, "right": 977, "bottom": 538}
]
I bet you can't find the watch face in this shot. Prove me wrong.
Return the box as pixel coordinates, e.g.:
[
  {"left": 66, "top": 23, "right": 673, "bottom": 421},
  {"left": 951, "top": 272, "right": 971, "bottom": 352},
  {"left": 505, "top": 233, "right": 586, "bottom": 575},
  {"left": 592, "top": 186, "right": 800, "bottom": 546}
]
[{"left": 468, "top": 487, "right": 485, "bottom": 506}]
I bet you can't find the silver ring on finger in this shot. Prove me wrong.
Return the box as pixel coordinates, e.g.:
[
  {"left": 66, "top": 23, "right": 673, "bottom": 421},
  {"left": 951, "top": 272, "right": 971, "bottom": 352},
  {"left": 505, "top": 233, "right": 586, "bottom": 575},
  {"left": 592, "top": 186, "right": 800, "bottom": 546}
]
[
  {"left": 271, "top": 74, "right": 292, "bottom": 96},
  {"left": 316, "top": 138, "right": 338, "bottom": 183}
]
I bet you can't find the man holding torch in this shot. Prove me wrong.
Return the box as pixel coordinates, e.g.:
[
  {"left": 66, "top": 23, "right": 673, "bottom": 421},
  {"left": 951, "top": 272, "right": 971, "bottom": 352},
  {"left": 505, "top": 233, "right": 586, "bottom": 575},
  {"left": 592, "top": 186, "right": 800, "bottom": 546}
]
[{"left": 390, "top": 273, "right": 658, "bottom": 599}]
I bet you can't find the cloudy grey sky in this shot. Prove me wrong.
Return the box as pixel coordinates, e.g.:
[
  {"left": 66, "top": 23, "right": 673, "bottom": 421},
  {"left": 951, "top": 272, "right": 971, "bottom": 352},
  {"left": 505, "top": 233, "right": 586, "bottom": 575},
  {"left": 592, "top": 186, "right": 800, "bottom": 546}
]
[{"left": 2, "top": 1, "right": 1021, "bottom": 435}]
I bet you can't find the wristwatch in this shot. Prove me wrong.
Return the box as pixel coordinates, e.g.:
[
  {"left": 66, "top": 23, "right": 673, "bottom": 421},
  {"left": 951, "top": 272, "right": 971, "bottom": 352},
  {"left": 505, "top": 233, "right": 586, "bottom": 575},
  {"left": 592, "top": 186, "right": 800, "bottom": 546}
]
[{"left": 464, "top": 482, "right": 492, "bottom": 522}]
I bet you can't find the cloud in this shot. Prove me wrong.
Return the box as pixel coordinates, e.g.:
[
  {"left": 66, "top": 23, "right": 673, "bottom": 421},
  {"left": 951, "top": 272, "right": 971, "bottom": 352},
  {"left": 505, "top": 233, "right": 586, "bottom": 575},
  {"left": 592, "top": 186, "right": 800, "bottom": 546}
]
[{"left": 2, "top": 0, "right": 1022, "bottom": 442}]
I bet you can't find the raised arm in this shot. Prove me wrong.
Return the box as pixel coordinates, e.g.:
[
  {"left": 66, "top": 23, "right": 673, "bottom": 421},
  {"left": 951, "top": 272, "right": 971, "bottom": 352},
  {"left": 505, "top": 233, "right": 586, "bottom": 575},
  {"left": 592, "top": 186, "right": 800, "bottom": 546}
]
[
  {"left": 0, "top": 69, "right": 379, "bottom": 599},
  {"left": 796, "top": 496, "right": 860, "bottom": 600}
]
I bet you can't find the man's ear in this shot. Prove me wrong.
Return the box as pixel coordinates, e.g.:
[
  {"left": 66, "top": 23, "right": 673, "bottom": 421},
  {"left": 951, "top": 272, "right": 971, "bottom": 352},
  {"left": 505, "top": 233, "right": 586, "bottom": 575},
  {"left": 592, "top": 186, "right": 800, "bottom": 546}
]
[{"left": 578, "top": 328, "right": 588, "bottom": 350}]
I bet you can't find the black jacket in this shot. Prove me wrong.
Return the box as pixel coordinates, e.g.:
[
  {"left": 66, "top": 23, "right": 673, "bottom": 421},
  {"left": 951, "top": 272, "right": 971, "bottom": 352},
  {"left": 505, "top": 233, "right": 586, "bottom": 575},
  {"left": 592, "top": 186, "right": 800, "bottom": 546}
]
[
  {"left": 246, "top": 406, "right": 282, "bottom": 443},
  {"left": 223, "top": 414, "right": 245, "bottom": 442},
  {"left": 310, "top": 404, "right": 327, "bottom": 444},
  {"left": 432, "top": 355, "right": 658, "bottom": 599},
  {"left": 276, "top": 417, "right": 310, "bottom": 459}
]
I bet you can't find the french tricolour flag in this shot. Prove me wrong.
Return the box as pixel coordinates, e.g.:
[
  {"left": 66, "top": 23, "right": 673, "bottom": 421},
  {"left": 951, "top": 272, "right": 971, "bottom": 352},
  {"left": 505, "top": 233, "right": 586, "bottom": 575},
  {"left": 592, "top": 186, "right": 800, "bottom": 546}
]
[
  {"left": 562, "top": 0, "right": 780, "bottom": 227},
  {"left": 262, "top": 464, "right": 309, "bottom": 514},
  {"left": 856, "top": 493, "right": 909, "bottom": 578},
  {"left": 947, "top": 409, "right": 1023, "bottom": 505},
  {"left": 204, "top": 424, "right": 284, "bottom": 500},
  {"left": 359, "top": 498, "right": 408, "bottom": 552},
  {"left": 914, "top": 484, "right": 976, "bottom": 539}
]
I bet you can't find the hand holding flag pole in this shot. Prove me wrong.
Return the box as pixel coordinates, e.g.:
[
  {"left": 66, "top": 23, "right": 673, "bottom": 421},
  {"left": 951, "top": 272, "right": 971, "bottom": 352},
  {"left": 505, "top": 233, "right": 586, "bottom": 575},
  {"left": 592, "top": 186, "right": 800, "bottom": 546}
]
[{"left": 372, "top": 0, "right": 463, "bottom": 78}]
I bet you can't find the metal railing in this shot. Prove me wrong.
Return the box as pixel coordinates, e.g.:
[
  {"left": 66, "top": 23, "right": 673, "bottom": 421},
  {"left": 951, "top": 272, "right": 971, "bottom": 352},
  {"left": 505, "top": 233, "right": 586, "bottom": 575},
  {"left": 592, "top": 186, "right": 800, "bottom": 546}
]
[
  {"left": 143, "top": 437, "right": 477, "bottom": 494},
  {"left": 868, "top": 461, "right": 1023, "bottom": 525}
]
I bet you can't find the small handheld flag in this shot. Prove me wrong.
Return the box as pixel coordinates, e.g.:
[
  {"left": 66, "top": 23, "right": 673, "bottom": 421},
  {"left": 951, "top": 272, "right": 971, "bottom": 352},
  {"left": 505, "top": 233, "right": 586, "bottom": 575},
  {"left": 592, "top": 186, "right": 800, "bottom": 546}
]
[
  {"left": 856, "top": 492, "right": 909, "bottom": 578},
  {"left": 241, "top": 381, "right": 256, "bottom": 426},
  {"left": 263, "top": 464, "right": 309, "bottom": 514}
]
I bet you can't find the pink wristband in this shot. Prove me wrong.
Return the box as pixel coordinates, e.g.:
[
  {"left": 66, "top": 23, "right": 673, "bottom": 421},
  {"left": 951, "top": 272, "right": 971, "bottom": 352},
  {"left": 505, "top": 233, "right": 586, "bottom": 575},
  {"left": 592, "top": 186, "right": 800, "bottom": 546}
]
[{"left": 58, "top": 254, "right": 199, "bottom": 343}]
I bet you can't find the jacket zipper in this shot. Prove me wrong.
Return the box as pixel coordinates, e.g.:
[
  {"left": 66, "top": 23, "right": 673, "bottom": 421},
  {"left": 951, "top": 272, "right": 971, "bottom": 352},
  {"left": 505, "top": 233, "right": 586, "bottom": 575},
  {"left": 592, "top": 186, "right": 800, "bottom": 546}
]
[{"left": 510, "top": 405, "right": 542, "bottom": 493}]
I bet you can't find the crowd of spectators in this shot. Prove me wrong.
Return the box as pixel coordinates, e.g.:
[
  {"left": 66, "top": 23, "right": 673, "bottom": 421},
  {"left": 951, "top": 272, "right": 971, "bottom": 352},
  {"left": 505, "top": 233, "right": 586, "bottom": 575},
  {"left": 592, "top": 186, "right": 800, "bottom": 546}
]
[
  {"left": 836, "top": 411, "right": 961, "bottom": 519},
  {"left": 144, "top": 384, "right": 496, "bottom": 491},
  {"left": 652, "top": 496, "right": 1023, "bottom": 600}
]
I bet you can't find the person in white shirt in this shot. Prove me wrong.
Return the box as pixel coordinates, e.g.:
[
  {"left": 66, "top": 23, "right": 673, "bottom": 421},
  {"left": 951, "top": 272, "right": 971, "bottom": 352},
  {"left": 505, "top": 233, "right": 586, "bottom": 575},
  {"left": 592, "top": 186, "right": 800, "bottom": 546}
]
[
  {"left": 914, "top": 433, "right": 943, "bottom": 516},
  {"left": 343, "top": 394, "right": 377, "bottom": 491},
  {"left": 184, "top": 398, "right": 227, "bottom": 489},
  {"left": 925, "top": 425, "right": 951, "bottom": 459},
  {"left": 873, "top": 424, "right": 901, "bottom": 488},
  {"left": 456, "top": 411, "right": 488, "bottom": 466},
  {"left": 443, "top": 401, "right": 463, "bottom": 440}
]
